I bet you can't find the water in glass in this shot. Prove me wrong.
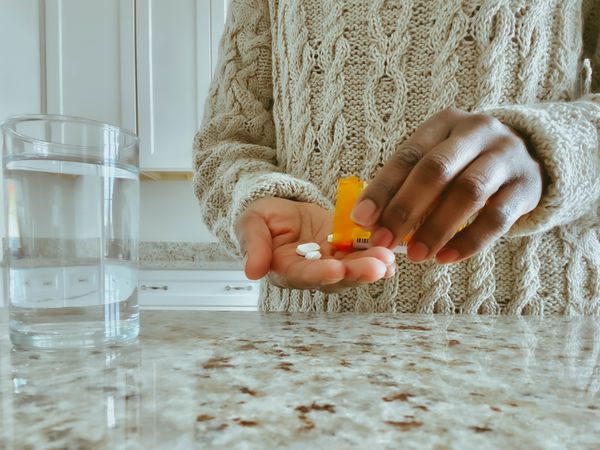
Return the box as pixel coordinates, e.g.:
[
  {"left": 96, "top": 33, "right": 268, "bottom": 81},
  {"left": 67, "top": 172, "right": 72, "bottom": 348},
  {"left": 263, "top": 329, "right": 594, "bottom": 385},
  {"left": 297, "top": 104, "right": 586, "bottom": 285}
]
[{"left": 2, "top": 116, "right": 139, "bottom": 348}]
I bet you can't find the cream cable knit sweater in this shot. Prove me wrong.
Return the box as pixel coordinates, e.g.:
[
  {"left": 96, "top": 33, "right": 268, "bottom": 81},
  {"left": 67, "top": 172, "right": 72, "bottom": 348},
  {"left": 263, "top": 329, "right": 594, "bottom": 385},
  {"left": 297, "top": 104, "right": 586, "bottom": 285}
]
[{"left": 194, "top": 0, "right": 600, "bottom": 315}]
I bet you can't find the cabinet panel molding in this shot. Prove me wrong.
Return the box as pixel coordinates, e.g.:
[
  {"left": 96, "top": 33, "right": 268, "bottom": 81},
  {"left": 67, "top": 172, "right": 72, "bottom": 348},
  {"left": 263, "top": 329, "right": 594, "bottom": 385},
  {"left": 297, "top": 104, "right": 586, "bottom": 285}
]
[
  {"left": 137, "top": 0, "right": 227, "bottom": 171},
  {"left": 44, "top": 0, "right": 136, "bottom": 131}
]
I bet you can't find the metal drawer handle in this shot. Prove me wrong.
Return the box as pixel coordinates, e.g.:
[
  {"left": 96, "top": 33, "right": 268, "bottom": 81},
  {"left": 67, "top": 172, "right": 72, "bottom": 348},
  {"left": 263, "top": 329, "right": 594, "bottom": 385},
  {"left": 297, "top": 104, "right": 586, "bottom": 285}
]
[
  {"left": 225, "top": 284, "right": 253, "bottom": 291},
  {"left": 140, "top": 284, "right": 169, "bottom": 291}
]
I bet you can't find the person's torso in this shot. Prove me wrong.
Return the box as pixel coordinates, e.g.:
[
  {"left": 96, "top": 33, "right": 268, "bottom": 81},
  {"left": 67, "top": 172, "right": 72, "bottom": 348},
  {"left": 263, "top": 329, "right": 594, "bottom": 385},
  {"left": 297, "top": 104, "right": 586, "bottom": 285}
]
[
  {"left": 268, "top": 0, "right": 586, "bottom": 199},
  {"left": 259, "top": 0, "right": 593, "bottom": 315}
]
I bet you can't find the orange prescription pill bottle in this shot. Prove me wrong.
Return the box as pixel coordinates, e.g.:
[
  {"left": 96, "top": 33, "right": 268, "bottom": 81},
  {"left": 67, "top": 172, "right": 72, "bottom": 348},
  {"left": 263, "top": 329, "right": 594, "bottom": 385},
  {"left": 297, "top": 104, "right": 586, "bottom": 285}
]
[
  {"left": 330, "top": 176, "right": 419, "bottom": 253},
  {"left": 330, "top": 176, "right": 467, "bottom": 253},
  {"left": 331, "top": 176, "right": 372, "bottom": 252}
]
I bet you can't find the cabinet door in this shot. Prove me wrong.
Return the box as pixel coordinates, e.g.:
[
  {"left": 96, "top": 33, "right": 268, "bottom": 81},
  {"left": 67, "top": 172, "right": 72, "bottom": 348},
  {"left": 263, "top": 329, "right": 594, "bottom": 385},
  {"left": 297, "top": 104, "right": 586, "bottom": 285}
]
[
  {"left": 44, "top": 0, "right": 136, "bottom": 131},
  {"left": 137, "top": 0, "right": 227, "bottom": 171},
  {"left": 0, "top": 0, "right": 136, "bottom": 262},
  {"left": 0, "top": 0, "right": 42, "bottom": 122},
  {"left": 0, "top": 0, "right": 43, "bottom": 264}
]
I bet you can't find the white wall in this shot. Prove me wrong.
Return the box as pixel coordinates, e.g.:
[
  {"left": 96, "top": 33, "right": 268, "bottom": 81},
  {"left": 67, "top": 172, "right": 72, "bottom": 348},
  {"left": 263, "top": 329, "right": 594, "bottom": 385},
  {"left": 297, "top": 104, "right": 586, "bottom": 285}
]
[{"left": 140, "top": 180, "right": 216, "bottom": 242}]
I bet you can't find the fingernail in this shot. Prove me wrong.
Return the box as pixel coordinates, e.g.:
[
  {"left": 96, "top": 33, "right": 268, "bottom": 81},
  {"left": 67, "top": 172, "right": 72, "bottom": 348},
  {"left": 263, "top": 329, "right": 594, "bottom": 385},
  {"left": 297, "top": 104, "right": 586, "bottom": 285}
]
[
  {"left": 351, "top": 199, "right": 377, "bottom": 225},
  {"left": 408, "top": 241, "right": 429, "bottom": 262},
  {"left": 384, "top": 264, "right": 396, "bottom": 278},
  {"left": 436, "top": 248, "right": 460, "bottom": 264},
  {"left": 370, "top": 227, "right": 394, "bottom": 247}
]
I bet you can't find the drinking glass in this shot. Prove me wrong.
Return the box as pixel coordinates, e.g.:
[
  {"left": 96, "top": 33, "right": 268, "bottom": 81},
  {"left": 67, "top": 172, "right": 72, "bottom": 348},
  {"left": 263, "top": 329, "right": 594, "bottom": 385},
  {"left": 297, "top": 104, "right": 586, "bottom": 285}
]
[{"left": 1, "top": 115, "right": 139, "bottom": 348}]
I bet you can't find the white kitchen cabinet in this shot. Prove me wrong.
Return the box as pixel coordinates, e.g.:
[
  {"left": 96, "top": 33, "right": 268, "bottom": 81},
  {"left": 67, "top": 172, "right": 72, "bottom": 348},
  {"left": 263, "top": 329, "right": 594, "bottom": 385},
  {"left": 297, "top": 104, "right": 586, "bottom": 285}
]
[
  {"left": 137, "top": 0, "right": 227, "bottom": 171},
  {"left": 1, "top": 0, "right": 227, "bottom": 169},
  {"left": 44, "top": 0, "right": 136, "bottom": 131},
  {"left": 139, "top": 270, "right": 259, "bottom": 310},
  {"left": 0, "top": 0, "right": 43, "bottom": 122},
  {"left": 1, "top": 0, "right": 138, "bottom": 258},
  {"left": 0, "top": 0, "right": 44, "bottom": 260},
  {"left": 0, "top": 0, "right": 136, "bottom": 130},
  {"left": 1, "top": 1, "right": 227, "bottom": 247}
]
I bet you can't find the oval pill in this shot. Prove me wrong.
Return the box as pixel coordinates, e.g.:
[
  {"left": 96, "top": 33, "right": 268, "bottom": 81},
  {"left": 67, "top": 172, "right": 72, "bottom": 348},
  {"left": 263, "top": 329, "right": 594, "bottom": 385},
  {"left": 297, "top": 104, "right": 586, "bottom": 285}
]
[
  {"left": 296, "top": 242, "right": 321, "bottom": 256},
  {"left": 304, "top": 250, "right": 322, "bottom": 260}
]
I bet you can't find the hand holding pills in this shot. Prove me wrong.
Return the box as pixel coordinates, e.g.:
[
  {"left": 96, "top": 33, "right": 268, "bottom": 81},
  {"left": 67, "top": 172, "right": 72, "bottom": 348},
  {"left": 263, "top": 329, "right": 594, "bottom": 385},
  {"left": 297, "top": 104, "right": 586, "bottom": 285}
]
[{"left": 235, "top": 198, "right": 396, "bottom": 293}]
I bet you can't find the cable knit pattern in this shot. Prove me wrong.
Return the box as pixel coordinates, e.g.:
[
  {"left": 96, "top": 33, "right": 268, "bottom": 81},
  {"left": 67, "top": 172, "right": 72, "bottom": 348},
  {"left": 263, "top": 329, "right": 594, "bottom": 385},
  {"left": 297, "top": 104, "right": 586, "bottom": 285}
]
[
  {"left": 426, "top": 0, "right": 468, "bottom": 115},
  {"left": 417, "top": 263, "right": 454, "bottom": 314},
  {"left": 361, "top": 0, "right": 412, "bottom": 180},
  {"left": 194, "top": 0, "right": 600, "bottom": 315},
  {"left": 505, "top": 234, "right": 542, "bottom": 315},
  {"left": 276, "top": 0, "right": 313, "bottom": 179},
  {"left": 514, "top": 1, "right": 548, "bottom": 104},
  {"left": 462, "top": 247, "right": 498, "bottom": 314},
  {"left": 472, "top": 1, "right": 513, "bottom": 108}
]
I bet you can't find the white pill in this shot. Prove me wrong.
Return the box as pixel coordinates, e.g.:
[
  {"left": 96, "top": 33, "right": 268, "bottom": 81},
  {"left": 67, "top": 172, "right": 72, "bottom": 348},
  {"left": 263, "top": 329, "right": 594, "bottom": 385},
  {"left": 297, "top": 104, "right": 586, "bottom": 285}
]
[
  {"left": 304, "top": 250, "right": 322, "bottom": 260},
  {"left": 296, "top": 242, "right": 320, "bottom": 256},
  {"left": 392, "top": 245, "right": 408, "bottom": 254},
  {"left": 327, "top": 234, "right": 333, "bottom": 243}
]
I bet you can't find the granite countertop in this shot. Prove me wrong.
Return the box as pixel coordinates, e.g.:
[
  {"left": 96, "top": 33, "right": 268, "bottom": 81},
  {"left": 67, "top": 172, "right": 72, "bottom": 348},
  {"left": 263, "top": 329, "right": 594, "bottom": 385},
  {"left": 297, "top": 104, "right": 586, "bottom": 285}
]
[
  {"left": 139, "top": 242, "right": 242, "bottom": 270},
  {"left": 1, "top": 242, "right": 242, "bottom": 271},
  {"left": 1, "top": 311, "right": 599, "bottom": 449}
]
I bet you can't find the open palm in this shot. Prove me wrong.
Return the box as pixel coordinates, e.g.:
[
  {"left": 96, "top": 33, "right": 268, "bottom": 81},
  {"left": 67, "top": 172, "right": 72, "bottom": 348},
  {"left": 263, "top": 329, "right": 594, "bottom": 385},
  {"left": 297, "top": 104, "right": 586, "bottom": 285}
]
[{"left": 236, "top": 198, "right": 396, "bottom": 292}]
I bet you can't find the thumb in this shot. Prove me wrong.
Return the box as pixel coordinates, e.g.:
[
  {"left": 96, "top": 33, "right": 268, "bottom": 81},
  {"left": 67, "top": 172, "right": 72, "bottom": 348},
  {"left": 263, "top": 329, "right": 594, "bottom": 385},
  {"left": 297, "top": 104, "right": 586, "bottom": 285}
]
[{"left": 236, "top": 211, "right": 272, "bottom": 280}]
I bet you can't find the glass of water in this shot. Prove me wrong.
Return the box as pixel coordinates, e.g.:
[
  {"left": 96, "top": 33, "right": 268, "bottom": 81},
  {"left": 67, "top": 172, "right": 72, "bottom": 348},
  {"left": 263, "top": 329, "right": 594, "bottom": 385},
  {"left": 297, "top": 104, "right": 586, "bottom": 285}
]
[{"left": 1, "top": 115, "right": 139, "bottom": 348}]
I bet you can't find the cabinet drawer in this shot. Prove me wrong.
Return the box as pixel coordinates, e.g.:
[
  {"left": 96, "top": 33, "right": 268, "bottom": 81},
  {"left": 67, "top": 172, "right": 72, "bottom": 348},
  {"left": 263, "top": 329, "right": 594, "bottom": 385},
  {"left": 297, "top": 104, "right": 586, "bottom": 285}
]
[
  {"left": 140, "top": 280, "right": 256, "bottom": 296},
  {"left": 139, "top": 270, "right": 260, "bottom": 310}
]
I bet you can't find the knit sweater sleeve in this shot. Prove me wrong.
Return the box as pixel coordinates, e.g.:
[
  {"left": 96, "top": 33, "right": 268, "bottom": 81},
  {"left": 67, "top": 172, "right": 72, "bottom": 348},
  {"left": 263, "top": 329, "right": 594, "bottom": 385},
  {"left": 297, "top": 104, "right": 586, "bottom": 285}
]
[
  {"left": 192, "top": 0, "right": 331, "bottom": 256},
  {"left": 482, "top": 2, "right": 600, "bottom": 237}
]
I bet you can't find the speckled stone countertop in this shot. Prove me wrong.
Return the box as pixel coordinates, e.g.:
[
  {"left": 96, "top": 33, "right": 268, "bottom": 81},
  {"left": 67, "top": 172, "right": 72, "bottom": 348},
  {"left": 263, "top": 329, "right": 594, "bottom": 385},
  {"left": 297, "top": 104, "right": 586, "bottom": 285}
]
[
  {"left": 1, "top": 312, "right": 599, "bottom": 449},
  {"left": 139, "top": 242, "right": 241, "bottom": 270},
  {"left": 1, "top": 241, "right": 242, "bottom": 270}
]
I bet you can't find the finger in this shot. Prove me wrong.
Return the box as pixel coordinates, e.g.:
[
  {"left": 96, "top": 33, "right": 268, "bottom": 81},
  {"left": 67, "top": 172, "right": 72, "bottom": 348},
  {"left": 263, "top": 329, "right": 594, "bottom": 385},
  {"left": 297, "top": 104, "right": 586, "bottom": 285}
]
[
  {"left": 343, "top": 256, "right": 388, "bottom": 283},
  {"left": 407, "top": 151, "right": 510, "bottom": 262},
  {"left": 319, "top": 283, "right": 356, "bottom": 294},
  {"left": 270, "top": 246, "right": 395, "bottom": 291},
  {"left": 343, "top": 246, "right": 396, "bottom": 266},
  {"left": 350, "top": 141, "right": 426, "bottom": 228},
  {"left": 319, "top": 256, "right": 396, "bottom": 294},
  {"left": 281, "top": 258, "right": 346, "bottom": 290},
  {"left": 434, "top": 181, "right": 527, "bottom": 264},
  {"left": 332, "top": 246, "right": 397, "bottom": 279},
  {"left": 369, "top": 226, "right": 395, "bottom": 247},
  {"left": 381, "top": 123, "right": 491, "bottom": 247},
  {"left": 339, "top": 247, "right": 395, "bottom": 285},
  {"left": 236, "top": 211, "right": 273, "bottom": 280},
  {"left": 351, "top": 111, "right": 454, "bottom": 227},
  {"left": 277, "top": 266, "right": 388, "bottom": 295},
  {"left": 384, "top": 262, "right": 396, "bottom": 278},
  {"left": 289, "top": 246, "right": 393, "bottom": 288},
  {"left": 354, "top": 247, "right": 398, "bottom": 278},
  {"left": 331, "top": 243, "right": 397, "bottom": 263}
]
